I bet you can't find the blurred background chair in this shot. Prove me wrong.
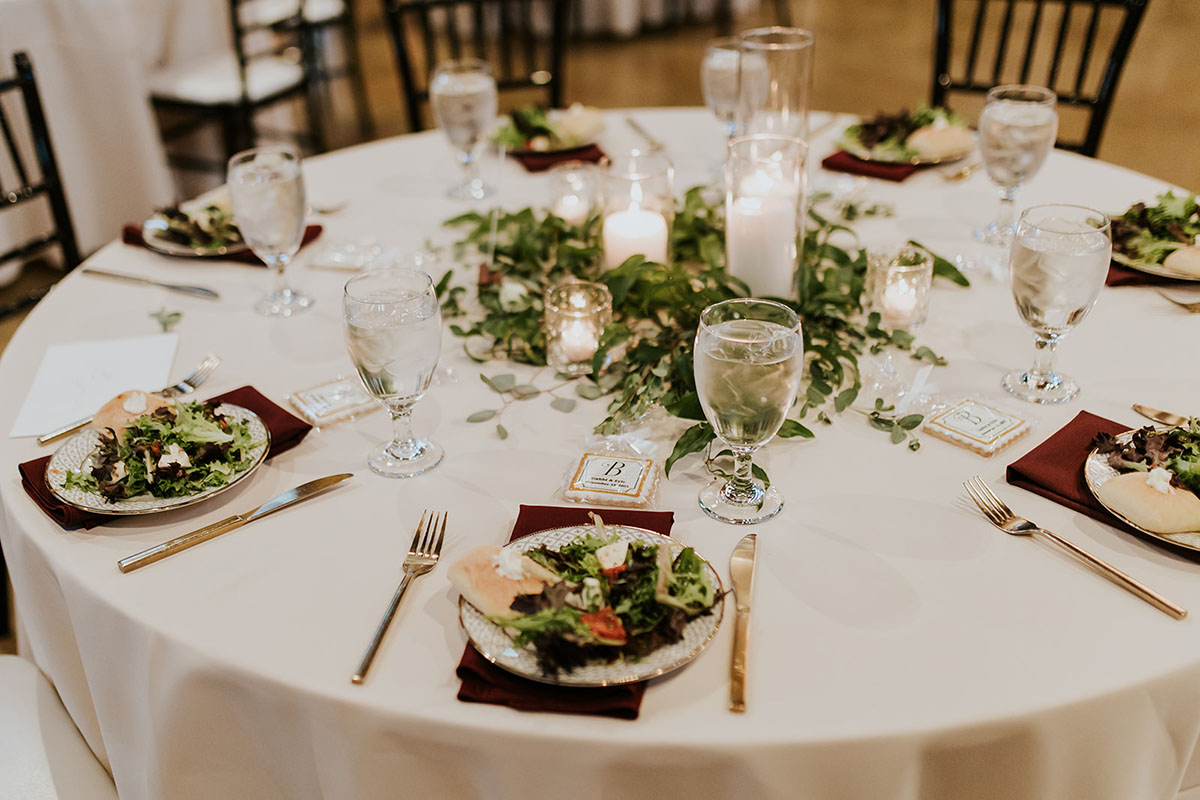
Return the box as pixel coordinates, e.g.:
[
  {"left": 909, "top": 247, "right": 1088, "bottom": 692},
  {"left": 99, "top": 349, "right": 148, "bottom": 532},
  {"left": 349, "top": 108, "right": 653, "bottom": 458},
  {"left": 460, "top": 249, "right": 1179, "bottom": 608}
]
[
  {"left": 380, "top": 0, "right": 569, "bottom": 132},
  {"left": 0, "top": 655, "right": 119, "bottom": 799},
  {"left": 150, "top": 0, "right": 326, "bottom": 174},
  {"left": 932, "top": 0, "right": 1150, "bottom": 156}
]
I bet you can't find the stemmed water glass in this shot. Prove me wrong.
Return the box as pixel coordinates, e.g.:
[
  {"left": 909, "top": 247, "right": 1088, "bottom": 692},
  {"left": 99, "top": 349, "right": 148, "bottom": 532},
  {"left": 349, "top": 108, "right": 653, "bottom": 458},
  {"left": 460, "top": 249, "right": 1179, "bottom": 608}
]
[
  {"left": 343, "top": 268, "right": 444, "bottom": 477},
  {"left": 976, "top": 85, "right": 1058, "bottom": 246},
  {"left": 702, "top": 37, "right": 741, "bottom": 140},
  {"left": 227, "top": 146, "right": 312, "bottom": 317},
  {"left": 1004, "top": 204, "right": 1111, "bottom": 404},
  {"left": 430, "top": 58, "right": 499, "bottom": 201},
  {"left": 694, "top": 298, "right": 804, "bottom": 524}
]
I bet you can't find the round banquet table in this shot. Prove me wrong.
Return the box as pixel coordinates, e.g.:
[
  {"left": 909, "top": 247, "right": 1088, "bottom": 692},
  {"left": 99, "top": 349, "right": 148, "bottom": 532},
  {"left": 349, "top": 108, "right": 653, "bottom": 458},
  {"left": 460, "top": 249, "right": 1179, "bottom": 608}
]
[{"left": 2, "top": 108, "right": 1200, "bottom": 800}]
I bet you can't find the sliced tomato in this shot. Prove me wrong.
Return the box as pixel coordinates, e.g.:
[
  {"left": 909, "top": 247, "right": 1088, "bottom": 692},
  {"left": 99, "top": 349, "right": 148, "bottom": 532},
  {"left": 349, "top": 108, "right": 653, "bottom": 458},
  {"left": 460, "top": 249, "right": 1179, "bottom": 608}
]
[
  {"left": 580, "top": 607, "right": 627, "bottom": 644},
  {"left": 601, "top": 564, "right": 626, "bottom": 582}
]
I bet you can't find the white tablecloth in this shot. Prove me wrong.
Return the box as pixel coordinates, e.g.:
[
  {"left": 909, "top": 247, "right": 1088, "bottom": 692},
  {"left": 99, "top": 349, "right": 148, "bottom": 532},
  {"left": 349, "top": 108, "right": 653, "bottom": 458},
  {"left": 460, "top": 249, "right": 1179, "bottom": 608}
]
[
  {"left": 1, "top": 0, "right": 231, "bottom": 261},
  {"left": 3, "top": 109, "right": 1200, "bottom": 800}
]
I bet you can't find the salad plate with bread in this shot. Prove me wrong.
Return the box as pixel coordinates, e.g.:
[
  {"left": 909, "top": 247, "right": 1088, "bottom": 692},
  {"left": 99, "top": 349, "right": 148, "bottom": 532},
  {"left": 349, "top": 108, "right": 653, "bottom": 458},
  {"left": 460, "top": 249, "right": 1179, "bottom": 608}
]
[
  {"left": 1110, "top": 191, "right": 1200, "bottom": 281},
  {"left": 450, "top": 516, "right": 724, "bottom": 686},
  {"left": 490, "top": 103, "right": 604, "bottom": 156},
  {"left": 45, "top": 390, "right": 269, "bottom": 515},
  {"left": 1086, "top": 419, "right": 1200, "bottom": 549},
  {"left": 142, "top": 197, "right": 248, "bottom": 258},
  {"left": 837, "top": 106, "right": 974, "bottom": 165}
]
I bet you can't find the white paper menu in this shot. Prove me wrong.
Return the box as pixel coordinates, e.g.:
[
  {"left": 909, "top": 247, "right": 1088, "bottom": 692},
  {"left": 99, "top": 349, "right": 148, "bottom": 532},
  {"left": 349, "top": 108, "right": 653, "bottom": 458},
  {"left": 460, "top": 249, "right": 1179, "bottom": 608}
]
[{"left": 9, "top": 334, "right": 179, "bottom": 438}]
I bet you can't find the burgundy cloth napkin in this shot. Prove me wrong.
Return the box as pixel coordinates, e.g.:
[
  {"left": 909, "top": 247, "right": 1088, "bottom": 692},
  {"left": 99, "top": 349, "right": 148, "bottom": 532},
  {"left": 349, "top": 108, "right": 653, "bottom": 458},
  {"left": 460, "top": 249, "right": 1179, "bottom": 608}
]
[
  {"left": 1106, "top": 260, "right": 1195, "bottom": 288},
  {"left": 19, "top": 386, "right": 312, "bottom": 530},
  {"left": 456, "top": 504, "right": 675, "bottom": 719},
  {"left": 821, "top": 150, "right": 920, "bottom": 182},
  {"left": 122, "top": 224, "right": 323, "bottom": 266},
  {"left": 511, "top": 144, "right": 606, "bottom": 173}
]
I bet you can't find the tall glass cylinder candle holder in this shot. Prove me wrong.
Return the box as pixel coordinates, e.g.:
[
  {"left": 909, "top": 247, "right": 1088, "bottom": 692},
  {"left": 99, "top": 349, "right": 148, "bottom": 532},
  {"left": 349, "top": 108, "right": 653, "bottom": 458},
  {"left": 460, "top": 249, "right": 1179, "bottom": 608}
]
[
  {"left": 866, "top": 246, "right": 934, "bottom": 331},
  {"left": 545, "top": 281, "right": 613, "bottom": 375},
  {"left": 601, "top": 150, "right": 673, "bottom": 269},
  {"left": 736, "top": 27, "right": 815, "bottom": 139},
  {"left": 725, "top": 134, "right": 807, "bottom": 299},
  {"left": 547, "top": 161, "right": 601, "bottom": 226}
]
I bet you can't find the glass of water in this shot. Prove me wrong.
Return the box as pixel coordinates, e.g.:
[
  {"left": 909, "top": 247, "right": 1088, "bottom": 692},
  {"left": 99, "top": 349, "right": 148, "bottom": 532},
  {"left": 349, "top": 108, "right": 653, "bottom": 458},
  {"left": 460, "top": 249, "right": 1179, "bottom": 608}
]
[
  {"left": 1003, "top": 204, "right": 1111, "bottom": 404},
  {"left": 976, "top": 85, "right": 1058, "bottom": 247},
  {"left": 702, "top": 37, "right": 741, "bottom": 140},
  {"left": 227, "top": 146, "right": 311, "bottom": 317},
  {"left": 695, "top": 298, "right": 804, "bottom": 524},
  {"left": 430, "top": 58, "right": 499, "bottom": 201},
  {"left": 343, "top": 267, "right": 444, "bottom": 477}
]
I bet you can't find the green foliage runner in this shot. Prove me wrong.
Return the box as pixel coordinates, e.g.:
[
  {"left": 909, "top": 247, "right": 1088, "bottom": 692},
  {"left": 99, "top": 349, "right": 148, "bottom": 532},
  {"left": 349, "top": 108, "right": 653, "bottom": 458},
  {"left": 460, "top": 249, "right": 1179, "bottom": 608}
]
[{"left": 441, "top": 187, "right": 968, "bottom": 478}]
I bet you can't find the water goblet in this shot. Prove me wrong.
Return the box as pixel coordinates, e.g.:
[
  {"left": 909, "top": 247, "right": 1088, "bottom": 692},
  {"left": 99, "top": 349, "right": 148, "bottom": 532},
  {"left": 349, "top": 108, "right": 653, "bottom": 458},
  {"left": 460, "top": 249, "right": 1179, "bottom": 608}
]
[
  {"left": 976, "top": 85, "right": 1058, "bottom": 247},
  {"left": 227, "top": 146, "right": 312, "bottom": 317},
  {"left": 1003, "top": 204, "right": 1111, "bottom": 404},
  {"left": 430, "top": 58, "right": 499, "bottom": 201},
  {"left": 343, "top": 267, "right": 444, "bottom": 477},
  {"left": 695, "top": 298, "right": 804, "bottom": 524}
]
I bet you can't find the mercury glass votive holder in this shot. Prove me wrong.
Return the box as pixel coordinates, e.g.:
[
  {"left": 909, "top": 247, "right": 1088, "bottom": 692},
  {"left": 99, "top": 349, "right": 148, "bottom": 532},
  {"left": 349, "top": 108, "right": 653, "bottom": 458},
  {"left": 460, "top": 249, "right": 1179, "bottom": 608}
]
[
  {"left": 545, "top": 281, "right": 613, "bottom": 375},
  {"left": 547, "top": 161, "right": 601, "bottom": 227},
  {"left": 867, "top": 246, "right": 934, "bottom": 331},
  {"left": 600, "top": 150, "right": 674, "bottom": 269}
]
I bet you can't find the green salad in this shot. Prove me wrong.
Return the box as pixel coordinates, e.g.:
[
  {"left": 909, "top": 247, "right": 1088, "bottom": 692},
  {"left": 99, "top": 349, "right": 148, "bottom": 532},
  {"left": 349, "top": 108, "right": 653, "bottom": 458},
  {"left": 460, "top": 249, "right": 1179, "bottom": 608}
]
[
  {"left": 156, "top": 204, "right": 243, "bottom": 251},
  {"left": 1110, "top": 191, "right": 1200, "bottom": 269},
  {"left": 491, "top": 106, "right": 581, "bottom": 152},
  {"left": 64, "top": 402, "right": 261, "bottom": 502},
  {"left": 498, "top": 519, "right": 721, "bottom": 676},
  {"left": 1094, "top": 418, "right": 1200, "bottom": 495},
  {"left": 838, "top": 105, "right": 966, "bottom": 163}
]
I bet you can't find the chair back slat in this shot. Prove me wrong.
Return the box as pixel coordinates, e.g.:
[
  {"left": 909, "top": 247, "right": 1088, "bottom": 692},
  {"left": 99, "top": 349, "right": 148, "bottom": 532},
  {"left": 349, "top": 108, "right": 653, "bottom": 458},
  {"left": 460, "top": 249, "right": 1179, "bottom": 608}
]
[
  {"left": 931, "top": 0, "right": 1149, "bottom": 156},
  {"left": 1019, "top": 0, "right": 1047, "bottom": 83},
  {"left": 382, "top": 0, "right": 568, "bottom": 131},
  {"left": 0, "top": 52, "right": 80, "bottom": 276}
]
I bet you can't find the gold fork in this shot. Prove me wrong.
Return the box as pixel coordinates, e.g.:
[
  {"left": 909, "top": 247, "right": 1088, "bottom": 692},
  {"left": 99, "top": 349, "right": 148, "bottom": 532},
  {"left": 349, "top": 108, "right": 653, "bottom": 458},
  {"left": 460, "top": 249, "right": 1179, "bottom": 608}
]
[
  {"left": 963, "top": 477, "right": 1186, "bottom": 619},
  {"left": 352, "top": 510, "right": 448, "bottom": 684}
]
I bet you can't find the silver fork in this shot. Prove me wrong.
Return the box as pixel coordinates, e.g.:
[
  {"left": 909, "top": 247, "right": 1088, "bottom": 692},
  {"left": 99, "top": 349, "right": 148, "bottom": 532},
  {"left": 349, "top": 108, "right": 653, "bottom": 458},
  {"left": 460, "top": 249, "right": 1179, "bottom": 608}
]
[
  {"left": 1156, "top": 290, "right": 1200, "bottom": 314},
  {"left": 37, "top": 353, "right": 221, "bottom": 445},
  {"left": 352, "top": 510, "right": 447, "bottom": 684},
  {"left": 963, "top": 476, "right": 1186, "bottom": 619}
]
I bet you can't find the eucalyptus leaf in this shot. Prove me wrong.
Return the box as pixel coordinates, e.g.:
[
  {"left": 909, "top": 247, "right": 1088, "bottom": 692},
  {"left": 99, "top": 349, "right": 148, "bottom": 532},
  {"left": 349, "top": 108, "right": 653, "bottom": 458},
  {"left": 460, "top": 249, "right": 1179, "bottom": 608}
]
[
  {"left": 496, "top": 423, "right": 509, "bottom": 440},
  {"left": 778, "top": 419, "right": 814, "bottom": 439},
  {"left": 550, "top": 397, "right": 576, "bottom": 413},
  {"left": 512, "top": 384, "right": 540, "bottom": 399},
  {"left": 665, "top": 423, "right": 714, "bottom": 477},
  {"left": 467, "top": 409, "right": 497, "bottom": 423},
  {"left": 576, "top": 383, "right": 604, "bottom": 400},
  {"left": 890, "top": 426, "right": 906, "bottom": 444}
]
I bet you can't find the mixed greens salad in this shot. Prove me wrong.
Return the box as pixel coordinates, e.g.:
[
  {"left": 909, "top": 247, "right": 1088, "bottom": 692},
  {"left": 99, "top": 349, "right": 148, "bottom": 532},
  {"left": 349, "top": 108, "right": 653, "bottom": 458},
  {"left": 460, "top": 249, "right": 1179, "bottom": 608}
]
[
  {"left": 154, "top": 204, "right": 243, "bottom": 251},
  {"left": 491, "top": 106, "right": 586, "bottom": 152},
  {"left": 64, "top": 402, "right": 261, "bottom": 502},
  {"left": 497, "top": 519, "right": 721, "bottom": 676},
  {"left": 1110, "top": 191, "right": 1200, "bottom": 269},
  {"left": 1093, "top": 418, "right": 1200, "bottom": 496},
  {"left": 838, "top": 105, "right": 966, "bottom": 163}
]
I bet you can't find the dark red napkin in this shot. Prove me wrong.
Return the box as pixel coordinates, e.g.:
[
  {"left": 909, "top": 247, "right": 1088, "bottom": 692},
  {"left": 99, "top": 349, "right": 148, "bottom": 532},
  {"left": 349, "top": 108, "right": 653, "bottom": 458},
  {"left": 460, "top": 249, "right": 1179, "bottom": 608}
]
[
  {"left": 1106, "top": 260, "right": 1195, "bottom": 287},
  {"left": 821, "top": 150, "right": 920, "bottom": 182},
  {"left": 122, "top": 225, "right": 323, "bottom": 266},
  {"left": 510, "top": 144, "right": 606, "bottom": 173},
  {"left": 1005, "top": 411, "right": 1131, "bottom": 525},
  {"left": 456, "top": 504, "right": 675, "bottom": 719},
  {"left": 19, "top": 386, "right": 312, "bottom": 530}
]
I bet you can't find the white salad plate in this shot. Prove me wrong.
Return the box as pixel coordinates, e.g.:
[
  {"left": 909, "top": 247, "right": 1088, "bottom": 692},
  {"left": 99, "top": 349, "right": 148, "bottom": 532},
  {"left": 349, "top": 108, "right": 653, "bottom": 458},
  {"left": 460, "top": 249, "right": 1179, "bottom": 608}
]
[
  {"left": 838, "top": 124, "right": 973, "bottom": 166},
  {"left": 44, "top": 404, "right": 270, "bottom": 516},
  {"left": 141, "top": 214, "right": 249, "bottom": 258},
  {"left": 1083, "top": 427, "right": 1200, "bottom": 552},
  {"left": 1111, "top": 253, "right": 1200, "bottom": 283},
  {"left": 459, "top": 524, "right": 725, "bottom": 687}
]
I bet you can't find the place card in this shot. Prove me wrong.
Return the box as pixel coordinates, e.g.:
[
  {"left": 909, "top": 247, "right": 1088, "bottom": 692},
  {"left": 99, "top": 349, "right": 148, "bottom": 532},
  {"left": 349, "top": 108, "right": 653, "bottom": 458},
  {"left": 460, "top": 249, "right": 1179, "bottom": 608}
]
[
  {"left": 286, "top": 377, "right": 379, "bottom": 427},
  {"left": 923, "top": 399, "right": 1031, "bottom": 457},
  {"left": 562, "top": 452, "right": 659, "bottom": 507},
  {"left": 10, "top": 334, "right": 178, "bottom": 438}
]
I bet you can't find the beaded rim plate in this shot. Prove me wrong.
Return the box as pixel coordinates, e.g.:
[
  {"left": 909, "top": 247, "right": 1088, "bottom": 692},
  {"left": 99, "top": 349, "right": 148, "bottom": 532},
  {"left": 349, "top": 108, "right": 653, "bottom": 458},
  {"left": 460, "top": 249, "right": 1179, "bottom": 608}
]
[
  {"left": 1111, "top": 253, "right": 1200, "bottom": 283},
  {"left": 44, "top": 404, "right": 270, "bottom": 516},
  {"left": 459, "top": 524, "right": 725, "bottom": 687},
  {"left": 141, "top": 215, "right": 249, "bottom": 258},
  {"left": 1083, "top": 427, "right": 1200, "bottom": 552}
]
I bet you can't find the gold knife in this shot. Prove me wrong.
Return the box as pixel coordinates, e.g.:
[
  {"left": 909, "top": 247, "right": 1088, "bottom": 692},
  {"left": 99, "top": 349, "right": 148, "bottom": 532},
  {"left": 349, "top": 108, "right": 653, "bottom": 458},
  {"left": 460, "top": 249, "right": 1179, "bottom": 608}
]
[
  {"left": 117, "top": 473, "right": 353, "bottom": 573},
  {"left": 1132, "top": 404, "right": 1188, "bottom": 427},
  {"left": 728, "top": 533, "right": 757, "bottom": 713}
]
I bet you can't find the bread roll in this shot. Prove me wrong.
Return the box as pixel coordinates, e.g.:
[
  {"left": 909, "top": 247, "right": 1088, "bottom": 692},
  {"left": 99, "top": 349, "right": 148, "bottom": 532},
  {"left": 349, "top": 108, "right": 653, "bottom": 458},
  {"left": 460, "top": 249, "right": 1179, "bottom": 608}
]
[
  {"left": 906, "top": 125, "right": 974, "bottom": 161},
  {"left": 1163, "top": 246, "right": 1200, "bottom": 278},
  {"left": 1095, "top": 472, "right": 1200, "bottom": 533},
  {"left": 448, "top": 545, "right": 557, "bottom": 619},
  {"left": 91, "top": 391, "right": 170, "bottom": 437}
]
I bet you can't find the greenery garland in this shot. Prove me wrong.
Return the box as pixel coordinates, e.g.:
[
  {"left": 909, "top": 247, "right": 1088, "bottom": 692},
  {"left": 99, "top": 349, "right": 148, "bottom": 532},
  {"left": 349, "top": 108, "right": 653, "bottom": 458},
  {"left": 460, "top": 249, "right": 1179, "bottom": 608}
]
[{"left": 440, "top": 187, "right": 968, "bottom": 477}]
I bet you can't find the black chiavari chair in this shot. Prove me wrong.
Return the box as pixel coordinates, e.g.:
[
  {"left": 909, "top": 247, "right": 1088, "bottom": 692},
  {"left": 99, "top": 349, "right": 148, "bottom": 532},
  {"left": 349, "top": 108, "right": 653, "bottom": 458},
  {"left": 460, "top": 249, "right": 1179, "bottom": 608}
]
[
  {"left": 381, "top": 0, "right": 569, "bottom": 132},
  {"left": 932, "top": 0, "right": 1150, "bottom": 157}
]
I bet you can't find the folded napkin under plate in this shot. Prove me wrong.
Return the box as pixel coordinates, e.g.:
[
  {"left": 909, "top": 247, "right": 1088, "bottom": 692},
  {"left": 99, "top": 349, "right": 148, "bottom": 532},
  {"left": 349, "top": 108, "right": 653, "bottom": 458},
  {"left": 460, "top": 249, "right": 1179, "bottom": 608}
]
[
  {"left": 821, "top": 150, "right": 920, "bottom": 182},
  {"left": 1006, "top": 410, "right": 1200, "bottom": 559},
  {"left": 456, "top": 504, "right": 674, "bottom": 719},
  {"left": 1106, "top": 260, "right": 1196, "bottom": 288},
  {"left": 511, "top": 144, "right": 606, "bottom": 173},
  {"left": 19, "top": 386, "right": 312, "bottom": 530},
  {"left": 122, "top": 225, "right": 324, "bottom": 266}
]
